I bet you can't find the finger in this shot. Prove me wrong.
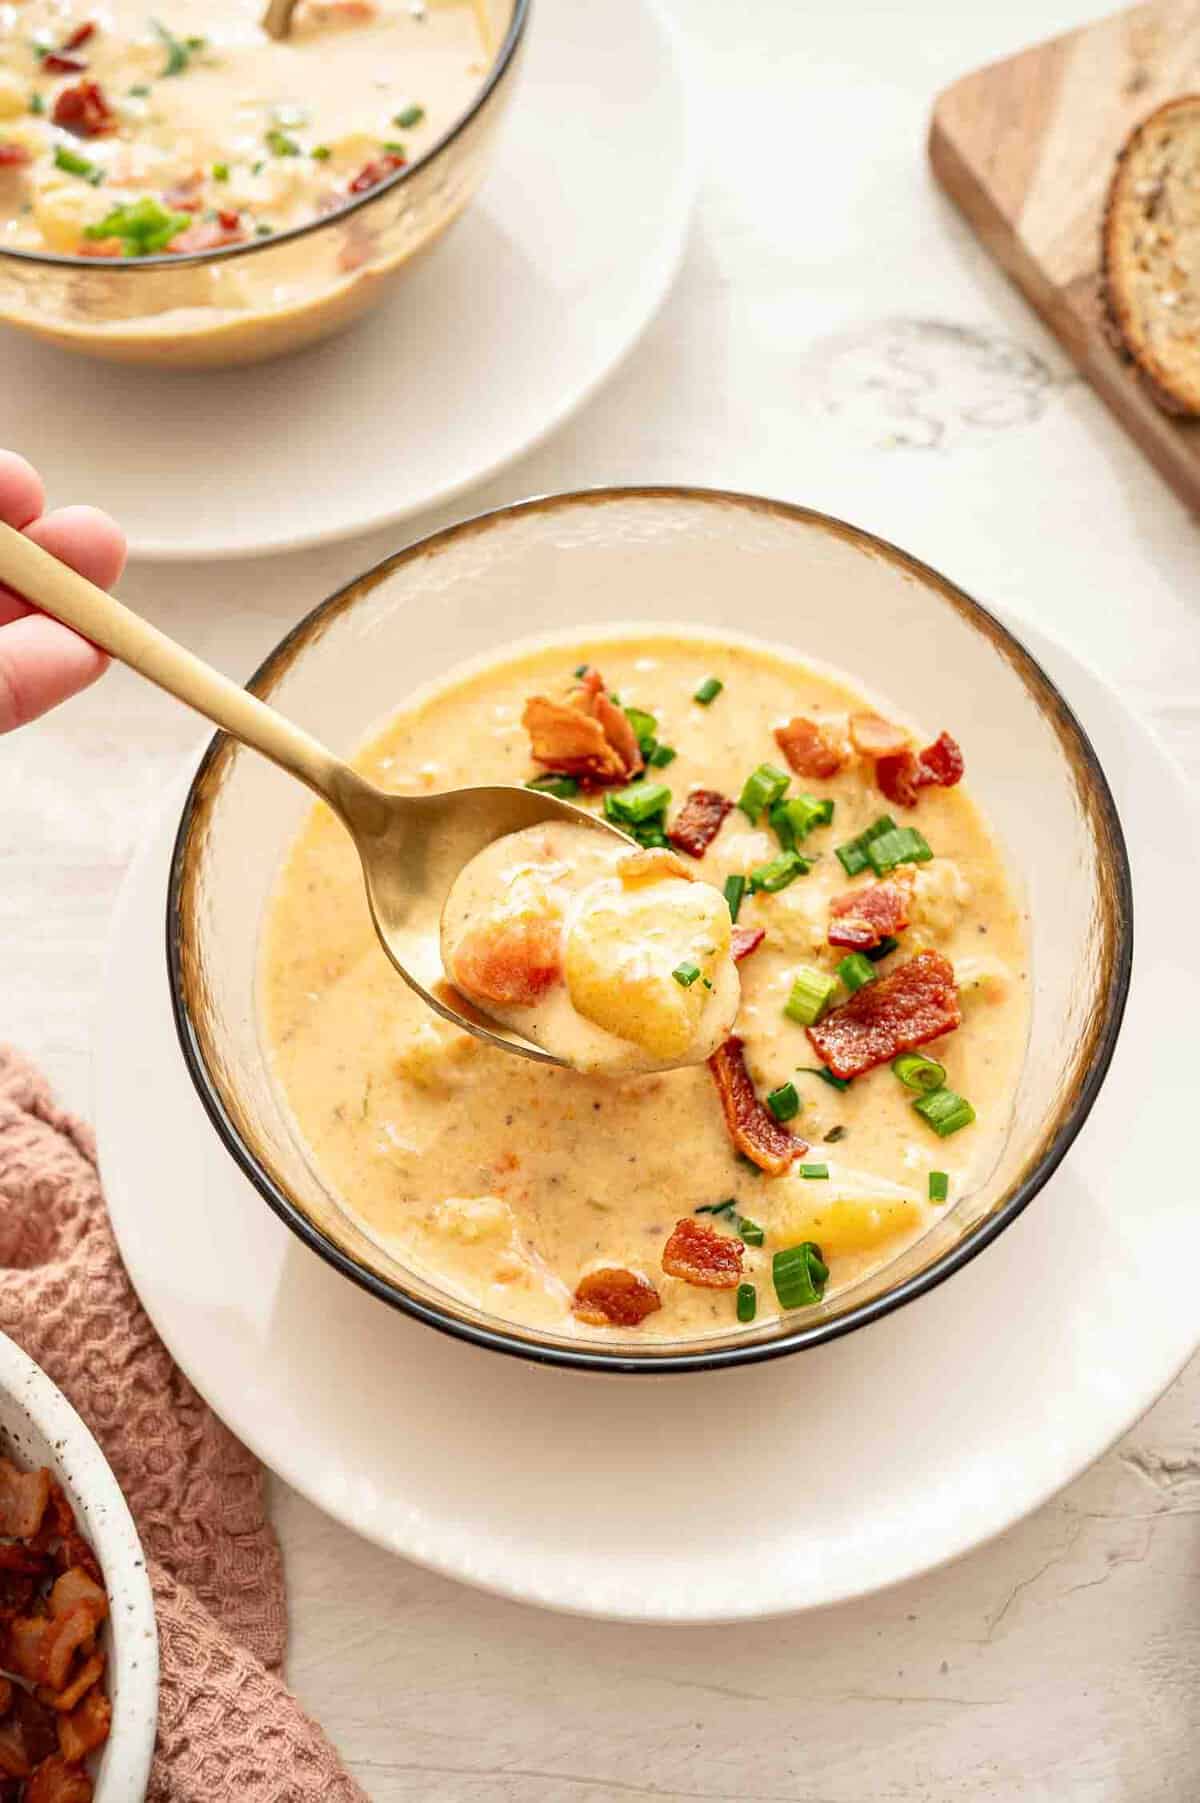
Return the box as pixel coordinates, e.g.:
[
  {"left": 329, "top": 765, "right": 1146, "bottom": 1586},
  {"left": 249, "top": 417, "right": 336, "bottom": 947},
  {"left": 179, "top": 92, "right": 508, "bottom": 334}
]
[
  {"left": 0, "top": 613, "right": 107, "bottom": 733},
  {"left": 0, "top": 451, "right": 45, "bottom": 532},
  {"left": 0, "top": 504, "right": 127, "bottom": 627}
]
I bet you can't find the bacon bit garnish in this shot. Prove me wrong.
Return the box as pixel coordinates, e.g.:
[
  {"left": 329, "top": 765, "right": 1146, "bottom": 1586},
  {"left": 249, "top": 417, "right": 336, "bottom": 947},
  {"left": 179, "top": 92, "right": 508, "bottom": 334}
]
[
  {"left": 42, "top": 52, "right": 87, "bottom": 73},
  {"left": 774, "top": 716, "right": 845, "bottom": 778},
  {"left": 0, "top": 1462, "right": 50, "bottom": 1541},
  {"left": 731, "top": 925, "right": 765, "bottom": 963},
  {"left": 523, "top": 668, "right": 643, "bottom": 787},
  {"left": 61, "top": 21, "right": 97, "bottom": 50},
  {"left": 662, "top": 1217, "right": 744, "bottom": 1289},
  {"left": 13, "top": 1689, "right": 57, "bottom": 1769},
  {"left": 347, "top": 150, "right": 406, "bottom": 194},
  {"left": 573, "top": 1267, "right": 662, "bottom": 1327},
  {"left": 0, "top": 144, "right": 32, "bottom": 168},
  {"left": 25, "top": 1756, "right": 93, "bottom": 1803},
  {"left": 849, "top": 711, "right": 911, "bottom": 758},
  {"left": 668, "top": 788, "right": 733, "bottom": 859},
  {"left": 807, "top": 949, "right": 960, "bottom": 1080},
  {"left": 167, "top": 217, "right": 247, "bottom": 253},
  {"left": 450, "top": 915, "right": 562, "bottom": 1009},
  {"left": 0, "top": 1546, "right": 52, "bottom": 1579},
  {"left": 52, "top": 80, "right": 115, "bottom": 138},
  {"left": 828, "top": 872, "right": 913, "bottom": 951},
  {"left": 707, "top": 1037, "right": 806, "bottom": 1175},
  {"left": 876, "top": 730, "right": 965, "bottom": 810},
  {"left": 40, "top": 1652, "right": 104, "bottom": 1714},
  {"left": 56, "top": 1688, "right": 110, "bottom": 1765}
]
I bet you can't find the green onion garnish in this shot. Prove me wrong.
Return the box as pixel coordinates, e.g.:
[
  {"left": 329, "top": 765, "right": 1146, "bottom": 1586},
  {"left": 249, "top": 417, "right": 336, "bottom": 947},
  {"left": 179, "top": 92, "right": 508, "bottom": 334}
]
[
  {"left": 769, "top": 793, "right": 834, "bottom": 850},
  {"left": 152, "top": 18, "right": 200, "bottom": 77},
  {"left": 738, "top": 762, "right": 789, "bottom": 823},
  {"left": 723, "top": 874, "right": 746, "bottom": 922},
  {"left": 929, "top": 1171, "right": 949, "bottom": 1203},
  {"left": 913, "top": 1088, "right": 976, "bottom": 1137},
  {"left": 798, "top": 1163, "right": 830, "bottom": 1180},
  {"left": 128, "top": 83, "right": 151, "bottom": 97},
  {"left": 524, "top": 773, "right": 579, "bottom": 799},
  {"left": 866, "top": 934, "right": 900, "bottom": 962},
  {"left": 784, "top": 967, "right": 837, "bottom": 1026},
  {"left": 648, "top": 743, "right": 676, "bottom": 767},
  {"left": 382, "top": 140, "right": 407, "bottom": 155},
  {"left": 84, "top": 197, "right": 194, "bottom": 253},
  {"left": 53, "top": 146, "right": 104, "bottom": 185},
  {"left": 837, "top": 952, "right": 876, "bottom": 993},
  {"left": 212, "top": 161, "right": 230, "bottom": 181},
  {"left": 573, "top": 663, "right": 589, "bottom": 677},
  {"left": 394, "top": 104, "right": 426, "bottom": 129},
  {"left": 835, "top": 815, "right": 897, "bottom": 877},
  {"left": 696, "top": 1198, "right": 736, "bottom": 1217},
  {"left": 255, "top": 223, "right": 274, "bottom": 236},
  {"left": 865, "top": 825, "right": 933, "bottom": 876},
  {"left": 892, "top": 1052, "right": 946, "bottom": 1093},
  {"left": 311, "top": 145, "right": 331, "bottom": 161},
  {"left": 737, "top": 1216, "right": 764, "bottom": 1247},
  {"left": 266, "top": 128, "right": 301, "bottom": 157},
  {"left": 29, "top": 92, "right": 45, "bottom": 115},
  {"left": 765, "top": 1082, "right": 800, "bottom": 1123},
  {"left": 736, "top": 1282, "right": 757, "bottom": 1323},
  {"left": 673, "top": 961, "right": 701, "bottom": 988},
  {"left": 694, "top": 676, "right": 723, "bottom": 705},
  {"left": 749, "top": 849, "right": 811, "bottom": 894},
  {"left": 605, "top": 780, "right": 671, "bottom": 825},
  {"left": 798, "top": 1065, "right": 851, "bottom": 1092},
  {"left": 623, "top": 706, "right": 658, "bottom": 758},
  {"left": 773, "top": 1241, "right": 829, "bottom": 1309}
]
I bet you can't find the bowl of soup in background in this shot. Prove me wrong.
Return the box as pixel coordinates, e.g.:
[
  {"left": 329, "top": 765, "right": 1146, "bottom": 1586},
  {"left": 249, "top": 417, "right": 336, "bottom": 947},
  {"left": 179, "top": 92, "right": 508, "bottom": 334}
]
[
  {"left": 0, "top": 0, "right": 528, "bottom": 368},
  {"left": 167, "top": 487, "right": 1132, "bottom": 1374}
]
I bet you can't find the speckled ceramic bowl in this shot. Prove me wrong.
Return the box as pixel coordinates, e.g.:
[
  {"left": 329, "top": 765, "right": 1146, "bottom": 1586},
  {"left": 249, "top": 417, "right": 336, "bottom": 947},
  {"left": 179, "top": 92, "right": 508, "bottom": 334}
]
[{"left": 0, "top": 1329, "right": 158, "bottom": 1799}]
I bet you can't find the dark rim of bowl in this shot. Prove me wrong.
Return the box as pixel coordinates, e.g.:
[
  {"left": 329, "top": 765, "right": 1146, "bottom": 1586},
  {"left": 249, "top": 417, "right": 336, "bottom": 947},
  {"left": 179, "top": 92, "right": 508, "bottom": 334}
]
[
  {"left": 166, "top": 486, "right": 1134, "bottom": 1376},
  {"left": 0, "top": 0, "right": 531, "bottom": 273}
]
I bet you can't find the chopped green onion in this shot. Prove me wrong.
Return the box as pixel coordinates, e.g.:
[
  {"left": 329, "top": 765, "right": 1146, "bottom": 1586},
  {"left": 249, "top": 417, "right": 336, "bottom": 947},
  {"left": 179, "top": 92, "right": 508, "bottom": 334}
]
[
  {"left": 837, "top": 952, "right": 876, "bottom": 993},
  {"left": 765, "top": 1082, "right": 800, "bottom": 1123},
  {"left": 605, "top": 780, "right": 671, "bottom": 825},
  {"left": 929, "top": 1171, "right": 949, "bottom": 1203},
  {"left": 865, "top": 825, "right": 933, "bottom": 876},
  {"left": 648, "top": 742, "right": 676, "bottom": 767},
  {"left": 382, "top": 140, "right": 407, "bottom": 155},
  {"left": 152, "top": 18, "right": 199, "bottom": 76},
  {"left": 266, "top": 128, "right": 301, "bottom": 157},
  {"left": 311, "top": 144, "right": 332, "bottom": 161},
  {"left": 824, "top": 1123, "right": 847, "bottom": 1143},
  {"left": 255, "top": 222, "right": 274, "bottom": 236},
  {"left": 892, "top": 1052, "right": 946, "bottom": 1093},
  {"left": 672, "top": 961, "right": 701, "bottom": 988},
  {"left": 738, "top": 762, "right": 789, "bottom": 823},
  {"left": 914, "top": 1088, "right": 976, "bottom": 1137},
  {"left": 835, "top": 815, "right": 897, "bottom": 877},
  {"left": 696, "top": 1198, "right": 736, "bottom": 1217},
  {"left": 211, "top": 161, "right": 230, "bottom": 181},
  {"left": 736, "top": 1282, "right": 757, "bottom": 1323},
  {"left": 53, "top": 146, "right": 104, "bottom": 185},
  {"left": 634, "top": 826, "right": 670, "bottom": 848},
  {"left": 623, "top": 706, "right": 658, "bottom": 757},
  {"left": 394, "top": 103, "right": 426, "bottom": 129},
  {"left": 84, "top": 196, "right": 195, "bottom": 253},
  {"left": 866, "top": 934, "right": 900, "bottom": 962},
  {"left": 694, "top": 676, "right": 723, "bottom": 705},
  {"left": 723, "top": 874, "right": 746, "bottom": 922},
  {"left": 769, "top": 793, "right": 834, "bottom": 849},
  {"left": 749, "top": 849, "right": 811, "bottom": 893},
  {"left": 798, "top": 1065, "right": 851, "bottom": 1092},
  {"left": 29, "top": 93, "right": 45, "bottom": 115},
  {"left": 128, "top": 83, "right": 151, "bottom": 97},
  {"left": 737, "top": 1216, "right": 764, "bottom": 1247},
  {"left": 773, "top": 1241, "right": 829, "bottom": 1309},
  {"left": 524, "top": 773, "right": 579, "bottom": 799},
  {"left": 573, "top": 663, "right": 590, "bottom": 678},
  {"left": 798, "top": 1163, "right": 830, "bottom": 1180},
  {"left": 784, "top": 966, "right": 837, "bottom": 1026}
]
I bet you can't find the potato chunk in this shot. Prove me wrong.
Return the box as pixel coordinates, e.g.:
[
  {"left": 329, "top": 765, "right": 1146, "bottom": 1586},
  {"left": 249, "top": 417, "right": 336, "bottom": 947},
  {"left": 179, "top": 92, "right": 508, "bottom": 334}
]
[{"left": 771, "top": 1169, "right": 923, "bottom": 1258}]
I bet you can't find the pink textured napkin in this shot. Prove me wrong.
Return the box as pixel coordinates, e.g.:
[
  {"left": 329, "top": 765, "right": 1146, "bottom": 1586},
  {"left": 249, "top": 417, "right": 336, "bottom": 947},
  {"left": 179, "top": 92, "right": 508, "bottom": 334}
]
[{"left": 0, "top": 1046, "right": 368, "bottom": 1803}]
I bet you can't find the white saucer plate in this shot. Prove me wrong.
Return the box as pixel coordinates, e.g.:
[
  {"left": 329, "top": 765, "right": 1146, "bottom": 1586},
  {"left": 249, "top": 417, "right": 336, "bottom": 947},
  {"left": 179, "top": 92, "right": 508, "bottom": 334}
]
[
  {"left": 94, "top": 616, "right": 1197, "bottom": 1623},
  {"left": 0, "top": 0, "right": 695, "bottom": 562}
]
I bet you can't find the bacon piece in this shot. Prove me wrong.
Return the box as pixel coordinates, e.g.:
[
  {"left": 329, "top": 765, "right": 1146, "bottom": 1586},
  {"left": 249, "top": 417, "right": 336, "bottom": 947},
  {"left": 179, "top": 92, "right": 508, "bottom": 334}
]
[
  {"left": 828, "top": 874, "right": 912, "bottom": 951},
  {"left": 57, "top": 1687, "right": 110, "bottom": 1764},
  {"left": 731, "top": 925, "right": 765, "bottom": 963},
  {"left": 573, "top": 1268, "right": 661, "bottom": 1327},
  {"left": 580, "top": 673, "right": 644, "bottom": 781},
  {"left": 707, "top": 1037, "right": 805, "bottom": 1175},
  {"left": 40, "top": 1651, "right": 104, "bottom": 1713},
  {"left": 43, "top": 52, "right": 87, "bottom": 73},
  {"left": 14, "top": 1689, "right": 57, "bottom": 1767},
  {"left": 807, "top": 949, "right": 960, "bottom": 1079},
  {"left": 0, "top": 145, "right": 31, "bottom": 168},
  {"left": 662, "top": 1218, "right": 743, "bottom": 1288},
  {"left": 167, "top": 217, "right": 247, "bottom": 253},
  {"left": 0, "top": 1724, "right": 27, "bottom": 1780},
  {"left": 52, "top": 80, "right": 115, "bottom": 138},
  {"left": 347, "top": 150, "right": 406, "bottom": 194},
  {"left": 774, "top": 716, "right": 844, "bottom": 778},
  {"left": 47, "top": 1570, "right": 106, "bottom": 1627},
  {"left": 62, "top": 22, "right": 97, "bottom": 50},
  {"left": 0, "top": 1463, "right": 51, "bottom": 1540},
  {"left": 26, "top": 1758, "right": 93, "bottom": 1803},
  {"left": 523, "top": 668, "right": 642, "bottom": 787},
  {"left": 876, "top": 730, "right": 965, "bottom": 810},
  {"left": 450, "top": 915, "right": 562, "bottom": 1010},
  {"left": 668, "top": 789, "right": 733, "bottom": 859},
  {"left": 0, "top": 1546, "right": 52, "bottom": 1578},
  {"left": 849, "top": 711, "right": 911, "bottom": 758}
]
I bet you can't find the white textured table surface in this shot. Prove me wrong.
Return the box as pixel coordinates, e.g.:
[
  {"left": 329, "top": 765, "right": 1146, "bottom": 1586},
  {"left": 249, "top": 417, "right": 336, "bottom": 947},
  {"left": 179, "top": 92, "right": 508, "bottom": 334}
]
[{"left": 5, "top": 1, "right": 1200, "bottom": 1796}]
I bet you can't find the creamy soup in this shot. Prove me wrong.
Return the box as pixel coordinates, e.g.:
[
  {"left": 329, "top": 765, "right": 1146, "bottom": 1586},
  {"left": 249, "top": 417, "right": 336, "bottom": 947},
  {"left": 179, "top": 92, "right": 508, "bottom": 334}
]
[
  {"left": 0, "top": 0, "right": 489, "bottom": 253},
  {"left": 261, "top": 634, "right": 1030, "bottom": 1341}
]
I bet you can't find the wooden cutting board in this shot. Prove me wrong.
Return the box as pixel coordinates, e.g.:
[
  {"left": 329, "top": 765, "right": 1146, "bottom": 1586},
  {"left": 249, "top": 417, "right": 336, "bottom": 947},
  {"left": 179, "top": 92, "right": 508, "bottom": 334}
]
[{"left": 930, "top": 1, "right": 1200, "bottom": 512}]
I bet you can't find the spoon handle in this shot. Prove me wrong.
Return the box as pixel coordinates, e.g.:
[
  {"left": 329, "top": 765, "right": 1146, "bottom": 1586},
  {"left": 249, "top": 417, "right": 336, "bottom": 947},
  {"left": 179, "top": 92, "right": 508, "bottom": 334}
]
[{"left": 0, "top": 521, "right": 347, "bottom": 804}]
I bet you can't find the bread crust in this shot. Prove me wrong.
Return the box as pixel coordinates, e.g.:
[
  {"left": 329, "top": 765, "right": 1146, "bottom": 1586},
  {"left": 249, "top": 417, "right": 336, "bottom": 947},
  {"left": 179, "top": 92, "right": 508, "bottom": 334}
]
[{"left": 1102, "top": 95, "right": 1200, "bottom": 418}]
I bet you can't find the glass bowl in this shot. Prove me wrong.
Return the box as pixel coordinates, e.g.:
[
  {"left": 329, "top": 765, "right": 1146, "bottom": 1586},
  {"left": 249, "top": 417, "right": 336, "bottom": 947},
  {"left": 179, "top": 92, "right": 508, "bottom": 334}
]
[
  {"left": 167, "top": 487, "right": 1133, "bottom": 1374},
  {"left": 0, "top": 0, "right": 528, "bottom": 369}
]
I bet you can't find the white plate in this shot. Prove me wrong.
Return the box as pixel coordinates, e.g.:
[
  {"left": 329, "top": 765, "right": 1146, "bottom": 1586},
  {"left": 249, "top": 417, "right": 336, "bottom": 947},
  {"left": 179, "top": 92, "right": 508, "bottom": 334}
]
[
  {"left": 0, "top": 0, "right": 695, "bottom": 563},
  {"left": 93, "top": 618, "right": 1199, "bottom": 1623}
]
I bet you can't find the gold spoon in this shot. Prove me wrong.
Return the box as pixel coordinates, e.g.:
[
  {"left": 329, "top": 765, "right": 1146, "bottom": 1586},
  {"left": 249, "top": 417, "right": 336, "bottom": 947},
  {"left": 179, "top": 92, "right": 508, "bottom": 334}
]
[
  {"left": 261, "top": 0, "right": 300, "bottom": 40},
  {"left": 0, "top": 522, "right": 630, "bottom": 1067}
]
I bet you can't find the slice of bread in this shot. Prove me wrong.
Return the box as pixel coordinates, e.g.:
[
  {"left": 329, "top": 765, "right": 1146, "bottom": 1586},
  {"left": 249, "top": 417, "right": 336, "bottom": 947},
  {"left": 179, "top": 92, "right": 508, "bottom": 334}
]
[{"left": 1103, "top": 96, "right": 1200, "bottom": 417}]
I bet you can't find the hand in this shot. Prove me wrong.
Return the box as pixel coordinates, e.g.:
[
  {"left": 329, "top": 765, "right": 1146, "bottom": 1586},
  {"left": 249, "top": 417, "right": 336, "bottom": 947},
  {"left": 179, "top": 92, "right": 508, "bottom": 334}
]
[{"left": 0, "top": 449, "right": 126, "bottom": 733}]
